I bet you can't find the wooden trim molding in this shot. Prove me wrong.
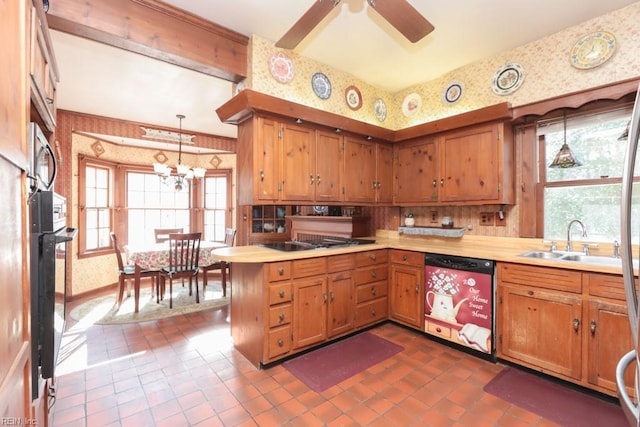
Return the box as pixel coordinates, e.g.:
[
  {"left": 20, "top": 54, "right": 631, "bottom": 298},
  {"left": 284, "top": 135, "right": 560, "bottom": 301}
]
[{"left": 47, "top": 0, "right": 249, "bottom": 82}]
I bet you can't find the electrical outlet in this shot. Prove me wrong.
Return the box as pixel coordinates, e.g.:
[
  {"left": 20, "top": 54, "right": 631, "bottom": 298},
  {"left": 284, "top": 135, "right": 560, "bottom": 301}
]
[
  {"left": 480, "top": 212, "right": 495, "bottom": 226},
  {"left": 495, "top": 212, "right": 506, "bottom": 227},
  {"left": 430, "top": 210, "right": 438, "bottom": 223}
]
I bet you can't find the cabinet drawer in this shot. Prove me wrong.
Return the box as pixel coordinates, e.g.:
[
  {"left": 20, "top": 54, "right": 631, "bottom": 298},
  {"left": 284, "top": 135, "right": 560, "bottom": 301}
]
[
  {"left": 267, "top": 326, "right": 291, "bottom": 359},
  {"left": 425, "top": 319, "right": 452, "bottom": 339},
  {"left": 356, "top": 281, "right": 388, "bottom": 303},
  {"left": 268, "top": 304, "right": 292, "bottom": 328},
  {"left": 356, "top": 250, "right": 388, "bottom": 267},
  {"left": 269, "top": 282, "right": 292, "bottom": 305},
  {"left": 328, "top": 254, "right": 355, "bottom": 273},
  {"left": 499, "top": 262, "right": 582, "bottom": 293},
  {"left": 355, "top": 265, "right": 388, "bottom": 285},
  {"left": 293, "top": 257, "right": 327, "bottom": 278},
  {"left": 390, "top": 250, "right": 423, "bottom": 266},
  {"left": 587, "top": 273, "right": 628, "bottom": 301},
  {"left": 355, "top": 298, "right": 388, "bottom": 327},
  {"left": 266, "top": 261, "right": 291, "bottom": 281}
]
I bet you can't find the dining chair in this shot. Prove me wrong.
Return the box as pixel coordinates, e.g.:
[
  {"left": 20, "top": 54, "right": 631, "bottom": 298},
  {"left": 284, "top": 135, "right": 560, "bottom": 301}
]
[
  {"left": 159, "top": 232, "right": 201, "bottom": 308},
  {"left": 202, "top": 228, "right": 236, "bottom": 297},
  {"left": 110, "top": 232, "right": 158, "bottom": 312},
  {"left": 154, "top": 227, "right": 183, "bottom": 243}
]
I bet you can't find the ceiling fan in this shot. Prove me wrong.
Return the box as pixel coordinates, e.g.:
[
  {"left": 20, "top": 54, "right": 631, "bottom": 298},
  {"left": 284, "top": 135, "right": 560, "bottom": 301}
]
[{"left": 275, "top": 0, "right": 435, "bottom": 49}]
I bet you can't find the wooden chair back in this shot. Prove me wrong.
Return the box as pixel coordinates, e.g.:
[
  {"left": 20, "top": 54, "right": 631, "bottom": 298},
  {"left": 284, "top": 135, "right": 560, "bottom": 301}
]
[
  {"left": 223, "top": 228, "right": 237, "bottom": 247},
  {"left": 110, "top": 232, "right": 126, "bottom": 272},
  {"left": 154, "top": 227, "right": 183, "bottom": 243},
  {"left": 167, "top": 232, "right": 201, "bottom": 276}
]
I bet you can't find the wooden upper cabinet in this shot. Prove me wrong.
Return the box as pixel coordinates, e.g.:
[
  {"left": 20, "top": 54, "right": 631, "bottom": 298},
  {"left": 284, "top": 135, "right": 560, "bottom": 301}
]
[
  {"left": 394, "top": 137, "right": 438, "bottom": 204},
  {"left": 393, "top": 122, "right": 514, "bottom": 206},
  {"left": 315, "top": 130, "right": 344, "bottom": 202},
  {"left": 343, "top": 137, "right": 391, "bottom": 204},
  {"left": 439, "top": 122, "right": 514, "bottom": 204},
  {"left": 29, "top": 1, "right": 59, "bottom": 133},
  {"left": 280, "top": 122, "right": 315, "bottom": 201},
  {"left": 251, "top": 116, "right": 280, "bottom": 203}
]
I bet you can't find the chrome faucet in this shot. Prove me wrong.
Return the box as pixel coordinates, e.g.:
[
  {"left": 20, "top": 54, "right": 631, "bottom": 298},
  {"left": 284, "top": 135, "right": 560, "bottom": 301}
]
[{"left": 566, "top": 219, "right": 587, "bottom": 252}]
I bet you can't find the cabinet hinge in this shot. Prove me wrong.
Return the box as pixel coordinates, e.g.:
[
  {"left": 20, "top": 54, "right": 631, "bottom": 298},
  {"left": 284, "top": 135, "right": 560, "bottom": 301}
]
[
  {"left": 499, "top": 334, "right": 502, "bottom": 344},
  {"left": 341, "top": 141, "right": 345, "bottom": 150},
  {"left": 278, "top": 182, "right": 283, "bottom": 191},
  {"left": 499, "top": 295, "right": 502, "bottom": 304},
  {"left": 497, "top": 131, "right": 501, "bottom": 141},
  {"left": 497, "top": 184, "right": 501, "bottom": 193},
  {"left": 278, "top": 129, "right": 283, "bottom": 140}
]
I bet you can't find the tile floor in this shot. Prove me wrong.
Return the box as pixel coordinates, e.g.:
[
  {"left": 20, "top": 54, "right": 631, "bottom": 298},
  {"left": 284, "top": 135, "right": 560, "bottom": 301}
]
[{"left": 52, "top": 286, "right": 605, "bottom": 427}]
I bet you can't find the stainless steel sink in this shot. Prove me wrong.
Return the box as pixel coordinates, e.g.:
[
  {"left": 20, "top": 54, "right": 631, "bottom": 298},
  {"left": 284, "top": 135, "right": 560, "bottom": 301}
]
[
  {"left": 519, "top": 251, "right": 565, "bottom": 260},
  {"left": 519, "top": 250, "right": 636, "bottom": 268}
]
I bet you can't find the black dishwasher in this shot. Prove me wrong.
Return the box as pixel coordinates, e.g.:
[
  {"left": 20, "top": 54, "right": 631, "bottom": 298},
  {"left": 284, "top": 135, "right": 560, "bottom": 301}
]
[{"left": 424, "top": 253, "right": 495, "bottom": 357}]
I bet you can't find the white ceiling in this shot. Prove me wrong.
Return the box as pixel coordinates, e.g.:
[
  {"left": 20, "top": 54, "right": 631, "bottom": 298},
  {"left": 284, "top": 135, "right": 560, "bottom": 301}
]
[{"left": 51, "top": 0, "right": 639, "bottom": 142}]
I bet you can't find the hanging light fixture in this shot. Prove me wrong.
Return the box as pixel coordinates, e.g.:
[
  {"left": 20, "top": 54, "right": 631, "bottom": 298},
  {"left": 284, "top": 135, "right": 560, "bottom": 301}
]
[
  {"left": 153, "top": 114, "right": 206, "bottom": 191},
  {"left": 549, "top": 110, "right": 582, "bottom": 168}
]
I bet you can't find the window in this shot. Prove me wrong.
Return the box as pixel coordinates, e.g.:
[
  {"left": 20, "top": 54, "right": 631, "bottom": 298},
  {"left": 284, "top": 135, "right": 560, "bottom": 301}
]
[
  {"left": 78, "top": 157, "right": 113, "bottom": 255},
  {"left": 126, "top": 171, "right": 191, "bottom": 245},
  {"left": 203, "top": 172, "right": 231, "bottom": 241},
  {"left": 540, "top": 106, "right": 639, "bottom": 243}
]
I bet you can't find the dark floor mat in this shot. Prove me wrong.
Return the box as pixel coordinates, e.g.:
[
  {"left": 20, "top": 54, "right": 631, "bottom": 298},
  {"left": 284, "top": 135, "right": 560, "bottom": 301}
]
[
  {"left": 283, "top": 332, "right": 404, "bottom": 393},
  {"left": 484, "top": 367, "right": 627, "bottom": 427}
]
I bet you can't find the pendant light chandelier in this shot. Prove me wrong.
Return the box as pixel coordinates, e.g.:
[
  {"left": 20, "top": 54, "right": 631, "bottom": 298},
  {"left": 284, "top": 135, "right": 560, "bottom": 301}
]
[
  {"left": 153, "top": 114, "right": 206, "bottom": 191},
  {"left": 549, "top": 110, "right": 582, "bottom": 168}
]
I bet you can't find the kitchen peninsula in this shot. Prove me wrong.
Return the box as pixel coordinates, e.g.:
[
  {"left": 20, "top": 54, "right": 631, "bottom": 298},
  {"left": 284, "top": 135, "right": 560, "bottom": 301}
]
[{"left": 213, "top": 232, "right": 634, "bottom": 397}]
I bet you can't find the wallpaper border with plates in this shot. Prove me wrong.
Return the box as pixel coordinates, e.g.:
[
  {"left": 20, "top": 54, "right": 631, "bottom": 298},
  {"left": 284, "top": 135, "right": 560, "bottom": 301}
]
[{"left": 244, "top": 3, "right": 639, "bottom": 132}]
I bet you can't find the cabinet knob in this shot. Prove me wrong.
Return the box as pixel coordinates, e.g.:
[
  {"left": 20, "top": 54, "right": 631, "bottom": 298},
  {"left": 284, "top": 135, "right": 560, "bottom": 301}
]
[
  {"left": 432, "top": 179, "right": 437, "bottom": 187},
  {"left": 310, "top": 174, "right": 314, "bottom": 185},
  {"left": 277, "top": 339, "right": 284, "bottom": 347},
  {"left": 278, "top": 268, "right": 284, "bottom": 276},
  {"left": 260, "top": 169, "right": 265, "bottom": 181},
  {"left": 440, "top": 178, "right": 444, "bottom": 186},
  {"left": 590, "top": 320, "right": 596, "bottom": 335},
  {"left": 371, "top": 287, "right": 377, "bottom": 296},
  {"left": 279, "top": 290, "right": 285, "bottom": 298},
  {"left": 415, "top": 284, "right": 419, "bottom": 293},
  {"left": 402, "top": 255, "right": 408, "bottom": 261},
  {"left": 279, "top": 313, "right": 285, "bottom": 322},
  {"left": 370, "top": 309, "right": 376, "bottom": 316},
  {"left": 317, "top": 174, "right": 321, "bottom": 185},
  {"left": 572, "top": 318, "right": 580, "bottom": 332},
  {"left": 371, "top": 270, "right": 377, "bottom": 278},
  {"left": 370, "top": 254, "right": 377, "bottom": 260},
  {"left": 330, "top": 291, "right": 334, "bottom": 302},
  {"left": 323, "top": 293, "right": 328, "bottom": 303}
]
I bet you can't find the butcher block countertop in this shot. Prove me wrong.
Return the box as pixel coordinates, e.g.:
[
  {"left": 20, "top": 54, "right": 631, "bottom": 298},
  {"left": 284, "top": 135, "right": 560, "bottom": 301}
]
[{"left": 212, "top": 230, "right": 632, "bottom": 275}]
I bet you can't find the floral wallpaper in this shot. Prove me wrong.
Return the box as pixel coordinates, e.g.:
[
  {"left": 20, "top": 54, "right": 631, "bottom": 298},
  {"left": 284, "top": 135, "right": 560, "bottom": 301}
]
[{"left": 245, "top": 3, "right": 640, "bottom": 130}]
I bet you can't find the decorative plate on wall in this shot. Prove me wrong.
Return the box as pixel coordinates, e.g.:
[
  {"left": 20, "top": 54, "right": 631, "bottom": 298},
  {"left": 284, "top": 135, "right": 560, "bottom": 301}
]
[
  {"left": 570, "top": 31, "right": 616, "bottom": 70},
  {"left": 311, "top": 72, "right": 332, "bottom": 99},
  {"left": 491, "top": 63, "right": 525, "bottom": 95},
  {"left": 443, "top": 81, "right": 464, "bottom": 104},
  {"left": 374, "top": 98, "right": 387, "bottom": 122},
  {"left": 269, "top": 52, "right": 294, "bottom": 84},
  {"left": 345, "top": 85, "right": 362, "bottom": 110},
  {"left": 402, "top": 93, "right": 422, "bottom": 116}
]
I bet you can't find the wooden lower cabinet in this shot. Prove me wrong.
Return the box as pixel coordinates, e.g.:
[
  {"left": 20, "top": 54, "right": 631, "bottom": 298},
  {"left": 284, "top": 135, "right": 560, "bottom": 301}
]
[
  {"left": 497, "top": 262, "right": 636, "bottom": 397},
  {"left": 389, "top": 250, "right": 424, "bottom": 329},
  {"left": 233, "top": 251, "right": 386, "bottom": 367},
  {"left": 354, "top": 250, "right": 389, "bottom": 327}
]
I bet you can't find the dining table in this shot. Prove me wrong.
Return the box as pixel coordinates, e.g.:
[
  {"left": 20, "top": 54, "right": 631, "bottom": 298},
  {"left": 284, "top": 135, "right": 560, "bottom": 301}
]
[{"left": 123, "top": 240, "right": 227, "bottom": 312}]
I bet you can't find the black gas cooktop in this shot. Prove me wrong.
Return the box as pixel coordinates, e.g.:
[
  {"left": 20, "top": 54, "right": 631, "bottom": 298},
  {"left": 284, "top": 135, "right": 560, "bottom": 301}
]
[{"left": 260, "top": 238, "right": 376, "bottom": 252}]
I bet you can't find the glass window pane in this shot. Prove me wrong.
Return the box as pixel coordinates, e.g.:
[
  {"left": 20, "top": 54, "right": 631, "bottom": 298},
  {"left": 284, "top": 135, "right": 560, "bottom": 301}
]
[{"left": 86, "top": 209, "right": 98, "bottom": 228}]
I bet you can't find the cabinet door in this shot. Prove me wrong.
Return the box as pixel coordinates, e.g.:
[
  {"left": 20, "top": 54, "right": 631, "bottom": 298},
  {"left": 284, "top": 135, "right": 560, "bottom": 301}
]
[
  {"left": 292, "top": 276, "right": 327, "bottom": 349},
  {"left": 394, "top": 139, "right": 438, "bottom": 203},
  {"left": 255, "top": 117, "right": 281, "bottom": 201},
  {"left": 280, "top": 122, "right": 315, "bottom": 201},
  {"left": 327, "top": 270, "right": 354, "bottom": 338},
  {"left": 343, "top": 137, "right": 376, "bottom": 203},
  {"left": 587, "top": 299, "right": 635, "bottom": 395},
  {"left": 375, "top": 143, "right": 393, "bottom": 203},
  {"left": 389, "top": 263, "right": 424, "bottom": 328},
  {"left": 498, "top": 284, "right": 582, "bottom": 380},
  {"left": 315, "top": 130, "right": 343, "bottom": 202},
  {"left": 440, "top": 123, "right": 501, "bottom": 202}
]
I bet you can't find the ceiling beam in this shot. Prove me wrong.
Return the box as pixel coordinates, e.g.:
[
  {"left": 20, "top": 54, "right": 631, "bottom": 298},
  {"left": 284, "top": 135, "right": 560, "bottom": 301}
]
[{"left": 46, "top": 0, "right": 249, "bottom": 83}]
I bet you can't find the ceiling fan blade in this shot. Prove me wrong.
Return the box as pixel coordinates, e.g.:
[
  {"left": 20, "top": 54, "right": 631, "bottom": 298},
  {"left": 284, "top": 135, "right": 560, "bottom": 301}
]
[
  {"left": 368, "top": 0, "right": 434, "bottom": 43},
  {"left": 276, "top": 0, "right": 341, "bottom": 49}
]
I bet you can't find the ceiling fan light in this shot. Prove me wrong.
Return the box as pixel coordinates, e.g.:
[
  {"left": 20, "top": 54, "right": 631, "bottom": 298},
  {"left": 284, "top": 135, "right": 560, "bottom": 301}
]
[{"left": 549, "top": 143, "right": 582, "bottom": 168}]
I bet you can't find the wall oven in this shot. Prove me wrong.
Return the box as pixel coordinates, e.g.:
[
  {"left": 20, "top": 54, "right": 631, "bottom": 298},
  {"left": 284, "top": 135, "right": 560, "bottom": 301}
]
[
  {"left": 29, "top": 190, "right": 76, "bottom": 400},
  {"left": 424, "top": 253, "right": 496, "bottom": 359}
]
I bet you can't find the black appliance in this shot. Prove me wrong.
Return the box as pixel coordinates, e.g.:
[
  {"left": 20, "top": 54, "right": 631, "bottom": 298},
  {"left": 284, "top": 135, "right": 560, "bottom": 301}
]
[
  {"left": 28, "top": 122, "right": 57, "bottom": 192},
  {"left": 29, "top": 190, "right": 77, "bottom": 400},
  {"left": 260, "top": 237, "right": 376, "bottom": 252},
  {"left": 424, "top": 253, "right": 496, "bottom": 359}
]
